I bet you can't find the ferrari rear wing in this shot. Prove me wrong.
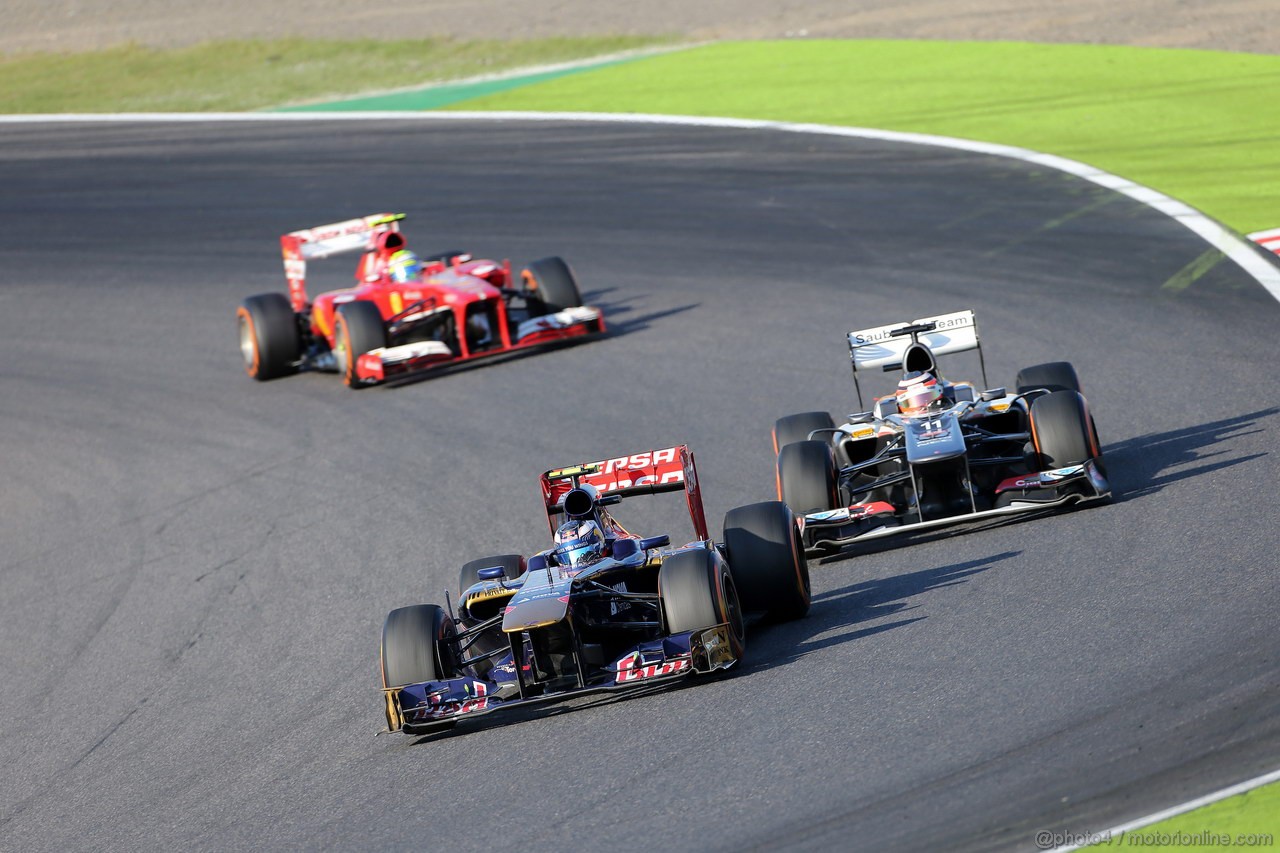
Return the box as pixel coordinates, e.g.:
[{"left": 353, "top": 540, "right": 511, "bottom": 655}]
[
  {"left": 539, "top": 445, "right": 709, "bottom": 542},
  {"left": 846, "top": 309, "right": 986, "bottom": 408},
  {"left": 279, "top": 212, "right": 405, "bottom": 311}
]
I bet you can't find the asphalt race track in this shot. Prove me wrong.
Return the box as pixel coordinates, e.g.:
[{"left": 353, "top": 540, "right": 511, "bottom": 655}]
[{"left": 2, "top": 119, "right": 1278, "bottom": 852}]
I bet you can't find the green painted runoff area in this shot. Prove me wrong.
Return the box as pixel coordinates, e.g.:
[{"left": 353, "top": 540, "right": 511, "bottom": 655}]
[
  {"left": 1088, "top": 778, "right": 1279, "bottom": 849},
  {"left": 445, "top": 40, "right": 1280, "bottom": 235}
]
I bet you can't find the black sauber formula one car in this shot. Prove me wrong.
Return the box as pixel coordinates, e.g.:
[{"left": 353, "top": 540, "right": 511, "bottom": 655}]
[
  {"left": 772, "top": 310, "right": 1111, "bottom": 556},
  {"left": 379, "top": 445, "right": 810, "bottom": 736}
]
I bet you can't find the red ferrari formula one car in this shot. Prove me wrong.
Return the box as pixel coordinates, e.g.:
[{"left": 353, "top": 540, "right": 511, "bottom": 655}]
[
  {"left": 237, "top": 213, "right": 605, "bottom": 387},
  {"left": 378, "top": 445, "right": 811, "bottom": 736}
]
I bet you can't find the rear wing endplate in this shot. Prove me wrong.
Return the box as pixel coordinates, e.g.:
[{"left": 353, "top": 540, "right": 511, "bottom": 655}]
[
  {"left": 539, "top": 445, "right": 709, "bottom": 542},
  {"left": 279, "top": 212, "right": 404, "bottom": 311}
]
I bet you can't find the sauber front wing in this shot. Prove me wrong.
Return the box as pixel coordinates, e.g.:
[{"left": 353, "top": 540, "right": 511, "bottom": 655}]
[{"left": 798, "top": 459, "right": 1111, "bottom": 554}]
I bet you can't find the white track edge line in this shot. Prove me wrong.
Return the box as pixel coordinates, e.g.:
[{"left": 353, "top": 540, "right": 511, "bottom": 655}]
[
  {"left": 3, "top": 109, "right": 1278, "bottom": 303},
  {"left": 1052, "top": 765, "right": 1280, "bottom": 851}
]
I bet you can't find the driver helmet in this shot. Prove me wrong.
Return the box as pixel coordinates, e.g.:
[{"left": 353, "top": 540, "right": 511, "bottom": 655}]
[
  {"left": 896, "top": 371, "right": 944, "bottom": 416},
  {"left": 552, "top": 519, "right": 606, "bottom": 568},
  {"left": 386, "top": 250, "right": 423, "bottom": 284}
]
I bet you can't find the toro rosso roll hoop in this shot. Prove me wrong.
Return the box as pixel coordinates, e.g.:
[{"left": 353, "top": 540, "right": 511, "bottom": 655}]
[
  {"left": 378, "top": 445, "right": 810, "bottom": 736},
  {"left": 772, "top": 310, "right": 1111, "bottom": 556},
  {"left": 237, "top": 213, "right": 604, "bottom": 387}
]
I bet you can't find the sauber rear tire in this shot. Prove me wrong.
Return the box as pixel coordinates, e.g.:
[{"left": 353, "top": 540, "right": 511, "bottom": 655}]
[
  {"left": 660, "top": 549, "right": 745, "bottom": 660},
  {"left": 723, "top": 501, "right": 811, "bottom": 622},
  {"left": 772, "top": 411, "right": 836, "bottom": 454},
  {"left": 334, "top": 300, "right": 388, "bottom": 388},
  {"left": 524, "top": 256, "right": 583, "bottom": 313},
  {"left": 458, "top": 554, "right": 526, "bottom": 596},
  {"left": 1016, "top": 361, "right": 1081, "bottom": 395},
  {"left": 237, "top": 293, "right": 300, "bottom": 381},
  {"left": 381, "top": 604, "right": 456, "bottom": 690},
  {"left": 1029, "top": 390, "right": 1102, "bottom": 469},
  {"left": 777, "top": 439, "right": 839, "bottom": 514}
]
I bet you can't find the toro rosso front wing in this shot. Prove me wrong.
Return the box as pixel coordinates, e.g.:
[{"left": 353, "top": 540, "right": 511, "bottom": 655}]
[
  {"left": 382, "top": 624, "right": 736, "bottom": 734},
  {"left": 353, "top": 305, "right": 604, "bottom": 384},
  {"left": 798, "top": 459, "right": 1111, "bottom": 554}
]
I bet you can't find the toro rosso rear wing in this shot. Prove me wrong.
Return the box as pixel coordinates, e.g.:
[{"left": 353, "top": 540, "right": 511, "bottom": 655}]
[
  {"left": 846, "top": 309, "right": 987, "bottom": 409},
  {"left": 539, "top": 445, "right": 709, "bottom": 542},
  {"left": 279, "top": 212, "right": 405, "bottom": 311}
]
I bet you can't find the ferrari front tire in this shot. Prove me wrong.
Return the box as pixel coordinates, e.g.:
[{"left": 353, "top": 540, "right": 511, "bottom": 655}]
[
  {"left": 523, "top": 256, "right": 583, "bottom": 313},
  {"left": 237, "top": 293, "right": 300, "bottom": 380},
  {"left": 334, "top": 300, "right": 387, "bottom": 388}
]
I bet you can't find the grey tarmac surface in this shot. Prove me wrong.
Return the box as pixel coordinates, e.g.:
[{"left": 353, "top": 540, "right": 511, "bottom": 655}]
[{"left": 1, "top": 119, "right": 1278, "bottom": 851}]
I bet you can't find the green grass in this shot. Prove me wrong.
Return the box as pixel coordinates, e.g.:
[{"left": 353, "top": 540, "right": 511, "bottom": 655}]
[
  {"left": 0, "top": 36, "right": 669, "bottom": 113},
  {"left": 449, "top": 40, "right": 1280, "bottom": 234},
  {"left": 1090, "top": 778, "right": 1280, "bottom": 848}
]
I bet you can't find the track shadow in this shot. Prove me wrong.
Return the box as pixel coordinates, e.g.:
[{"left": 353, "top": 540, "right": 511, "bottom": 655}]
[
  {"left": 1103, "top": 407, "right": 1275, "bottom": 502},
  {"left": 743, "top": 550, "right": 1019, "bottom": 673},
  {"left": 581, "top": 286, "right": 699, "bottom": 336}
]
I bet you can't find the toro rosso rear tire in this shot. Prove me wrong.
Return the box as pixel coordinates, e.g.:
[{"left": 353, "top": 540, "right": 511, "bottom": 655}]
[
  {"left": 772, "top": 411, "right": 835, "bottom": 454},
  {"left": 1016, "top": 361, "right": 1081, "bottom": 395},
  {"left": 334, "top": 300, "right": 388, "bottom": 388},
  {"left": 524, "top": 256, "right": 583, "bottom": 314},
  {"left": 660, "top": 549, "right": 745, "bottom": 660},
  {"left": 723, "top": 501, "right": 810, "bottom": 622},
  {"left": 1029, "top": 390, "right": 1102, "bottom": 470},
  {"left": 237, "top": 293, "right": 300, "bottom": 381},
  {"left": 458, "top": 554, "right": 526, "bottom": 596},
  {"left": 777, "top": 440, "right": 839, "bottom": 515}
]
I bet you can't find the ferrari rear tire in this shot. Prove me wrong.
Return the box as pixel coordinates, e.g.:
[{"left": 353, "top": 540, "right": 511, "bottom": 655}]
[
  {"left": 458, "top": 554, "right": 526, "bottom": 596},
  {"left": 723, "top": 501, "right": 810, "bottom": 622},
  {"left": 237, "top": 293, "right": 300, "bottom": 380},
  {"left": 1029, "top": 390, "right": 1101, "bottom": 469},
  {"left": 1016, "top": 361, "right": 1081, "bottom": 395},
  {"left": 777, "top": 439, "right": 839, "bottom": 514},
  {"left": 660, "top": 549, "right": 745, "bottom": 660},
  {"left": 772, "top": 411, "right": 836, "bottom": 454},
  {"left": 334, "top": 300, "right": 388, "bottom": 388},
  {"left": 524, "top": 256, "right": 583, "bottom": 313},
  {"left": 381, "top": 604, "right": 456, "bottom": 690}
]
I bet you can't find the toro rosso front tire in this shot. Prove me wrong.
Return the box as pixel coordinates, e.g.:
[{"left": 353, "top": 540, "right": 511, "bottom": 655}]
[
  {"left": 381, "top": 604, "right": 457, "bottom": 690},
  {"left": 524, "top": 256, "right": 583, "bottom": 314},
  {"left": 334, "top": 300, "right": 387, "bottom": 388},
  {"left": 772, "top": 411, "right": 836, "bottom": 454},
  {"left": 238, "top": 293, "right": 300, "bottom": 380},
  {"left": 723, "top": 501, "right": 810, "bottom": 622},
  {"left": 1029, "top": 390, "right": 1102, "bottom": 469},
  {"left": 660, "top": 549, "right": 745, "bottom": 660}
]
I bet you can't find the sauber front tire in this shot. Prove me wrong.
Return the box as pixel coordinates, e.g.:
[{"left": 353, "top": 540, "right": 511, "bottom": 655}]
[
  {"left": 238, "top": 293, "right": 300, "bottom": 381},
  {"left": 777, "top": 439, "right": 839, "bottom": 514},
  {"left": 1029, "top": 389, "right": 1102, "bottom": 469},
  {"left": 772, "top": 411, "right": 836, "bottom": 454}
]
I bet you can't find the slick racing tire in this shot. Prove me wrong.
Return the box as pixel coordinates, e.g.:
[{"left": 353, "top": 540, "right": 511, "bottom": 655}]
[
  {"left": 237, "top": 293, "right": 300, "bottom": 381},
  {"left": 1016, "top": 361, "right": 1081, "bottom": 396},
  {"left": 458, "top": 554, "right": 526, "bottom": 596},
  {"left": 523, "top": 256, "right": 583, "bottom": 314},
  {"left": 723, "top": 501, "right": 811, "bottom": 622},
  {"left": 334, "top": 300, "right": 388, "bottom": 388},
  {"left": 381, "top": 604, "right": 457, "bottom": 689},
  {"left": 772, "top": 411, "right": 836, "bottom": 454},
  {"left": 777, "top": 439, "right": 839, "bottom": 514},
  {"left": 660, "top": 549, "right": 745, "bottom": 661},
  {"left": 1029, "top": 390, "right": 1102, "bottom": 470}
]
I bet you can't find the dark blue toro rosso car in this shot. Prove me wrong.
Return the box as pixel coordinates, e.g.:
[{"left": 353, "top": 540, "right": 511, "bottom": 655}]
[{"left": 378, "top": 445, "right": 811, "bottom": 736}]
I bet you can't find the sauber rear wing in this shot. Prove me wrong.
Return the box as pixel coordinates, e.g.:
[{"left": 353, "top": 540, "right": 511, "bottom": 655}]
[
  {"left": 279, "top": 212, "right": 405, "bottom": 311},
  {"left": 846, "top": 309, "right": 986, "bottom": 408},
  {"left": 538, "top": 445, "right": 709, "bottom": 542}
]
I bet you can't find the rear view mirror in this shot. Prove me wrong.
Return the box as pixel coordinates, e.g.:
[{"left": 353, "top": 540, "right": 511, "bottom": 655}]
[{"left": 477, "top": 566, "right": 507, "bottom": 580}]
